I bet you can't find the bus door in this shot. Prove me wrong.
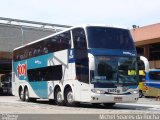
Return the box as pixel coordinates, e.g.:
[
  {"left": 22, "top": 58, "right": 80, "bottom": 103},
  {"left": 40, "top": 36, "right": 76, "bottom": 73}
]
[{"left": 72, "top": 28, "right": 90, "bottom": 101}]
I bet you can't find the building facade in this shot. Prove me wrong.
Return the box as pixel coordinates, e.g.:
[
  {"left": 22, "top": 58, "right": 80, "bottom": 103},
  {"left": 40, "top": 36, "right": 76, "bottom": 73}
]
[
  {"left": 131, "top": 23, "right": 160, "bottom": 69},
  {"left": 0, "top": 17, "right": 70, "bottom": 74}
]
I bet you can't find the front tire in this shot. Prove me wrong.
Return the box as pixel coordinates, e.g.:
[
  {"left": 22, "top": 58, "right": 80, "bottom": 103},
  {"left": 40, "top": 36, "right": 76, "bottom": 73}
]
[
  {"left": 24, "top": 88, "right": 30, "bottom": 102},
  {"left": 64, "top": 88, "right": 79, "bottom": 107},
  {"left": 54, "top": 88, "right": 65, "bottom": 106}
]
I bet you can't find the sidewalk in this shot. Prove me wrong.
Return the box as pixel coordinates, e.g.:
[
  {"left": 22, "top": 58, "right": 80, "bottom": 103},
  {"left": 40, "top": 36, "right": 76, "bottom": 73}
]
[{"left": 137, "top": 98, "right": 160, "bottom": 105}]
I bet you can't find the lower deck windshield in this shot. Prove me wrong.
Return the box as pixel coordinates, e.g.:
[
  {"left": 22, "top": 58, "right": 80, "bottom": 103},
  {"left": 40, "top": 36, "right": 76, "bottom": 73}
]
[{"left": 91, "top": 56, "right": 138, "bottom": 88}]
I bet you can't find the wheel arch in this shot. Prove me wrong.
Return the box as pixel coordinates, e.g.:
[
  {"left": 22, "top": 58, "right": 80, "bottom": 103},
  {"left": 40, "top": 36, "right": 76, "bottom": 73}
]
[
  {"left": 54, "top": 85, "right": 61, "bottom": 94},
  {"left": 63, "top": 84, "right": 79, "bottom": 106},
  {"left": 24, "top": 85, "right": 28, "bottom": 91},
  {"left": 64, "top": 84, "right": 72, "bottom": 95}
]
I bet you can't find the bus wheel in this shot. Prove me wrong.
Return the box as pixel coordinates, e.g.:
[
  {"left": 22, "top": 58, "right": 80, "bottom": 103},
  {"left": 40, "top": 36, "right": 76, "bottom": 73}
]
[
  {"left": 24, "top": 88, "right": 30, "bottom": 102},
  {"left": 103, "top": 103, "right": 115, "bottom": 107},
  {"left": 54, "top": 88, "right": 65, "bottom": 106},
  {"left": 64, "top": 88, "right": 79, "bottom": 107},
  {"left": 19, "top": 88, "right": 24, "bottom": 101}
]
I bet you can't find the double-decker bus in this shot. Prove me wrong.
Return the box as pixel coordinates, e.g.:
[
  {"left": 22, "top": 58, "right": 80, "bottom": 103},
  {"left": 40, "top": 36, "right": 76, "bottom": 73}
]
[{"left": 12, "top": 25, "right": 139, "bottom": 107}]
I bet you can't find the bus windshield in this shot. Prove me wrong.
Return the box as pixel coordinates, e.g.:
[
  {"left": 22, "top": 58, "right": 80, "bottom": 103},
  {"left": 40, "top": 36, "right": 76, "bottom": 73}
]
[
  {"left": 87, "top": 27, "right": 135, "bottom": 50},
  {"left": 91, "top": 56, "right": 138, "bottom": 87}
]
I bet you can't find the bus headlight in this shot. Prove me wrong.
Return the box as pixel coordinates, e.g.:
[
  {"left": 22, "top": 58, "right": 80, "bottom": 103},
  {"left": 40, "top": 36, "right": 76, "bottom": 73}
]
[
  {"left": 91, "top": 89, "right": 105, "bottom": 94},
  {"left": 132, "top": 90, "right": 139, "bottom": 94}
]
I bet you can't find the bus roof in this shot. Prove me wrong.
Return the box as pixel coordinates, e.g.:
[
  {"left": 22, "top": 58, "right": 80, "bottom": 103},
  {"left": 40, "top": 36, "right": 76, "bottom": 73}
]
[{"left": 13, "top": 24, "right": 128, "bottom": 51}]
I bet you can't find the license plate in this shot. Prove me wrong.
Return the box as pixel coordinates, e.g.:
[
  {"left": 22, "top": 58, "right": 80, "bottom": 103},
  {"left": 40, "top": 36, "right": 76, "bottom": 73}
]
[{"left": 114, "top": 97, "right": 122, "bottom": 102}]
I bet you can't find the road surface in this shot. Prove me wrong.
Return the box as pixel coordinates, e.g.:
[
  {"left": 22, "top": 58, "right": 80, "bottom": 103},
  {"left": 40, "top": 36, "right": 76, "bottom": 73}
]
[{"left": 0, "top": 96, "right": 160, "bottom": 120}]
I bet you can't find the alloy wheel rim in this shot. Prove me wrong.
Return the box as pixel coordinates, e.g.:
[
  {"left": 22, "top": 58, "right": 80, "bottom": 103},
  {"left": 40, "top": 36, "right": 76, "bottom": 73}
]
[
  {"left": 57, "top": 91, "right": 62, "bottom": 103},
  {"left": 20, "top": 90, "right": 23, "bottom": 99},
  {"left": 25, "top": 90, "right": 29, "bottom": 100},
  {"left": 67, "top": 91, "right": 74, "bottom": 103}
]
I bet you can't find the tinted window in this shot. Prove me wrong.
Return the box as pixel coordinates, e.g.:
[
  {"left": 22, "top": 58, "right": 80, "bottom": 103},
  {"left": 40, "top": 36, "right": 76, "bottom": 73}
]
[
  {"left": 91, "top": 56, "right": 138, "bottom": 88},
  {"left": 72, "top": 28, "right": 89, "bottom": 83},
  {"left": 27, "top": 65, "right": 62, "bottom": 81},
  {"left": 75, "top": 58, "right": 89, "bottom": 83},
  {"left": 72, "top": 28, "right": 87, "bottom": 49},
  {"left": 13, "top": 31, "right": 71, "bottom": 61},
  {"left": 87, "top": 27, "right": 135, "bottom": 50}
]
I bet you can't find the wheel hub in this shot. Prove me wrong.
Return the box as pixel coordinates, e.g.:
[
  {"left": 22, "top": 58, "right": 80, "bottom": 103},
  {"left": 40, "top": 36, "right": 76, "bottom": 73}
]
[
  {"left": 57, "top": 91, "right": 63, "bottom": 103},
  {"left": 25, "top": 90, "right": 29, "bottom": 100},
  {"left": 20, "top": 90, "right": 23, "bottom": 99},
  {"left": 67, "top": 91, "right": 74, "bottom": 103}
]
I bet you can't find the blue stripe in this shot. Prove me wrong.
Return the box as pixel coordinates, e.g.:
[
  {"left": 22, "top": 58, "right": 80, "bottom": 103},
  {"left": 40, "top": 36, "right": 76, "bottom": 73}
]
[
  {"left": 88, "top": 49, "right": 137, "bottom": 56},
  {"left": 30, "top": 81, "right": 48, "bottom": 98},
  {"left": 68, "top": 49, "right": 75, "bottom": 63},
  {"left": 145, "top": 71, "right": 160, "bottom": 89},
  {"left": 13, "top": 53, "right": 53, "bottom": 72},
  {"left": 27, "top": 53, "right": 53, "bottom": 69},
  {"left": 13, "top": 54, "right": 52, "bottom": 99},
  {"left": 145, "top": 82, "right": 160, "bottom": 89}
]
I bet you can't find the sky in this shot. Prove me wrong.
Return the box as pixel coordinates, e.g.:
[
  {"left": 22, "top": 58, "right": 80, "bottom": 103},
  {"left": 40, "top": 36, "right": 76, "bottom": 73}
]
[{"left": 0, "top": 0, "right": 160, "bottom": 28}]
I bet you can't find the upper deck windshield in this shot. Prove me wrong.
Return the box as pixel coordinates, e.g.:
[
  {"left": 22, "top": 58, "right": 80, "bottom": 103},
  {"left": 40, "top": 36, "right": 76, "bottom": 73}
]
[{"left": 87, "top": 26, "right": 135, "bottom": 50}]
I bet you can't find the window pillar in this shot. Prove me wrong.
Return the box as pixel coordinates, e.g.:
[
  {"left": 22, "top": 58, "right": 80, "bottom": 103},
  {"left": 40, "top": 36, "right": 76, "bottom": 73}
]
[{"left": 143, "top": 45, "right": 150, "bottom": 60}]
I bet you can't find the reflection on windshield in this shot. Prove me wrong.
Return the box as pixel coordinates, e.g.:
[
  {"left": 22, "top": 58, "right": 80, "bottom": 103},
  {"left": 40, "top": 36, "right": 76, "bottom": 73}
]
[
  {"left": 118, "top": 57, "right": 137, "bottom": 84},
  {"left": 92, "top": 56, "right": 138, "bottom": 86},
  {"left": 94, "top": 58, "right": 117, "bottom": 84},
  {"left": 98, "top": 62, "right": 113, "bottom": 79}
]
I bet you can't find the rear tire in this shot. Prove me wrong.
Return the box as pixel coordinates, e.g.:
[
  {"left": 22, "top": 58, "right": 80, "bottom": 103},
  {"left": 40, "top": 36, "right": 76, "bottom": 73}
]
[
  {"left": 24, "top": 88, "right": 37, "bottom": 102},
  {"left": 24, "top": 88, "right": 31, "bottom": 102},
  {"left": 19, "top": 88, "right": 24, "bottom": 101},
  {"left": 64, "top": 88, "right": 79, "bottom": 107},
  {"left": 54, "top": 88, "right": 65, "bottom": 106}
]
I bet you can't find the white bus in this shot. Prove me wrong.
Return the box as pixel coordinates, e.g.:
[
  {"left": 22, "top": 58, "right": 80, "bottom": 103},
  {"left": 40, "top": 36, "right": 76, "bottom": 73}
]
[{"left": 12, "top": 25, "right": 139, "bottom": 107}]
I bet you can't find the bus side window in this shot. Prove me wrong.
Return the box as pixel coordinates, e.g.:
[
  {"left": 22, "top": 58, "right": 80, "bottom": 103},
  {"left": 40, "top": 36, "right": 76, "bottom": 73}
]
[
  {"left": 24, "top": 48, "right": 29, "bottom": 59},
  {"left": 72, "top": 28, "right": 87, "bottom": 49},
  {"left": 72, "top": 28, "right": 89, "bottom": 83},
  {"left": 27, "top": 65, "right": 62, "bottom": 81},
  {"left": 29, "top": 51, "right": 32, "bottom": 57}
]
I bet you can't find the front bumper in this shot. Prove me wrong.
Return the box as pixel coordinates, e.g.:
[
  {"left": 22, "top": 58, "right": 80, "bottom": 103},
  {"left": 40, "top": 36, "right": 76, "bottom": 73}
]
[{"left": 90, "top": 93, "right": 139, "bottom": 103}]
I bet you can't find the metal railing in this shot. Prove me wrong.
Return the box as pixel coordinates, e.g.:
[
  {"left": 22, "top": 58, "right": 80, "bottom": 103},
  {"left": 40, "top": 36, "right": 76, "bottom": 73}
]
[{"left": 0, "top": 17, "right": 72, "bottom": 29}]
